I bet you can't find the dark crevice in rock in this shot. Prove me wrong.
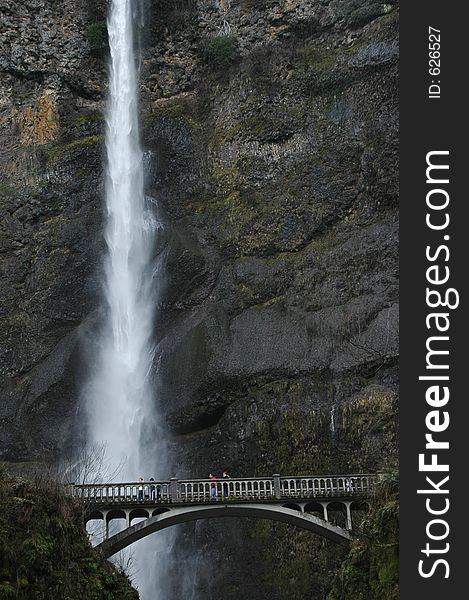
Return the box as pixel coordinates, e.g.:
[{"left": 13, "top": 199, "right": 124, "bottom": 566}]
[{"left": 167, "top": 401, "right": 229, "bottom": 436}]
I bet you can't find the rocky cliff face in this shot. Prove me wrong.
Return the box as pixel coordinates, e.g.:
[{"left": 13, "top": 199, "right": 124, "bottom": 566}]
[{"left": 0, "top": 0, "right": 398, "bottom": 597}]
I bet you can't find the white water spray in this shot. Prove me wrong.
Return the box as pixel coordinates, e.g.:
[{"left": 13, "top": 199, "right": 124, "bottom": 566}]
[{"left": 84, "top": 0, "right": 167, "bottom": 596}]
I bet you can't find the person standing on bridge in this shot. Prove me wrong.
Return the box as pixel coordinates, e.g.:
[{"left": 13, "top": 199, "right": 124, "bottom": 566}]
[
  {"left": 149, "top": 477, "right": 156, "bottom": 501},
  {"left": 222, "top": 471, "right": 231, "bottom": 498},
  {"left": 138, "top": 477, "right": 144, "bottom": 501},
  {"left": 209, "top": 473, "right": 217, "bottom": 500},
  {"left": 149, "top": 477, "right": 162, "bottom": 501}
]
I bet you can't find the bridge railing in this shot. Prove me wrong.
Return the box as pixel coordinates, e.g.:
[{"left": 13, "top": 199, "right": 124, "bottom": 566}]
[
  {"left": 279, "top": 475, "right": 375, "bottom": 498},
  {"left": 70, "top": 474, "right": 377, "bottom": 505},
  {"left": 72, "top": 482, "right": 172, "bottom": 503},
  {"left": 178, "top": 477, "right": 275, "bottom": 502}
]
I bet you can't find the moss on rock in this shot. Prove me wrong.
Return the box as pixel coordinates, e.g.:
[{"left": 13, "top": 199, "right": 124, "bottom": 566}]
[
  {"left": 327, "top": 472, "right": 399, "bottom": 600},
  {"left": 0, "top": 471, "right": 138, "bottom": 599},
  {"left": 142, "top": 98, "right": 201, "bottom": 131},
  {"left": 86, "top": 21, "right": 108, "bottom": 54},
  {"left": 204, "top": 34, "right": 240, "bottom": 68},
  {"left": 45, "top": 135, "right": 103, "bottom": 163}
]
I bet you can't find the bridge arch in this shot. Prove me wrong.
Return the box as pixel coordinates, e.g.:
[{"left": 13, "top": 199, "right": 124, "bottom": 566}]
[
  {"left": 349, "top": 500, "right": 370, "bottom": 529},
  {"left": 129, "top": 508, "right": 150, "bottom": 524},
  {"left": 304, "top": 502, "right": 326, "bottom": 520},
  {"left": 152, "top": 507, "right": 171, "bottom": 518},
  {"left": 326, "top": 502, "right": 348, "bottom": 529},
  {"left": 105, "top": 509, "right": 126, "bottom": 523},
  {"left": 282, "top": 502, "right": 302, "bottom": 512},
  {"left": 97, "top": 503, "right": 351, "bottom": 558},
  {"left": 88, "top": 510, "right": 104, "bottom": 521}
]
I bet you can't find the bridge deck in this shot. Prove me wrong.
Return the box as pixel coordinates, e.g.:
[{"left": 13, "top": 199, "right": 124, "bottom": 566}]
[{"left": 71, "top": 473, "right": 377, "bottom": 508}]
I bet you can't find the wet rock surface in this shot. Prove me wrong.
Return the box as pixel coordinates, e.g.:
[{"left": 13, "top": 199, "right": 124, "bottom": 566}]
[{"left": 0, "top": 1, "right": 398, "bottom": 598}]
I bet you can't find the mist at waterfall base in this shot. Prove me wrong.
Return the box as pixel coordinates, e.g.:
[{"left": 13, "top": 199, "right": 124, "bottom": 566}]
[{"left": 80, "top": 1, "right": 173, "bottom": 597}]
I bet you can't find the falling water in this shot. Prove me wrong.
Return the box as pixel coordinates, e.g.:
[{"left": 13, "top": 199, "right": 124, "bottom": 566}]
[
  {"left": 83, "top": 0, "right": 166, "bottom": 596},
  {"left": 330, "top": 405, "right": 336, "bottom": 434},
  {"left": 85, "top": 0, "right": 155, "bottom": 480}
]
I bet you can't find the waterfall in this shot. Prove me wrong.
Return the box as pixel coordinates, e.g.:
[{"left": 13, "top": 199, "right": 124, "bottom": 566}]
[
  {"left": 85, "top": 0, "right": 155, "bottom": 481},
  {"left": 83, "top": 0, "right": 167, "bottom": 597},
  {"left": 330, "top": 405, "right": 336, "bottom": 434}
]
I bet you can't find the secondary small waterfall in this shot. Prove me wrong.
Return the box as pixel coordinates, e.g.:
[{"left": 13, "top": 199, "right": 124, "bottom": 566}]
[
  {"left": 330, "top": 405, "right": 336, "bottom": 434},
  {"left": 83, "top": 0, "right": 167, "bottom": 597}
]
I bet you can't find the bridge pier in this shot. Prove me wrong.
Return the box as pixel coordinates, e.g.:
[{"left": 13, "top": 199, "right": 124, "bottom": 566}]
[
  {"left": 97, "top": 503, "right": 353, "bottom": 558},
  {"left": 344, "top": 502, "right": 352, "bottom": 531},
  {"left": 279, "top": 500, "right": 356, "bottom": 530},
  {"left": 102, "top": 510, "right": 109, "bottom": 540}
]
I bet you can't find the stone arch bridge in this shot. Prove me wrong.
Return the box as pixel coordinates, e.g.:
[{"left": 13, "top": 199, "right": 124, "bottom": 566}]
[{"left": 70, "top": 474, "right": 377, "bottom": 558}]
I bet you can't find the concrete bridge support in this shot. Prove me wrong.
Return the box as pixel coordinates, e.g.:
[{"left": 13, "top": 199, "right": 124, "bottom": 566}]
[
  {"left": 76, "top": 473, "right": 377, "bottom": 553},
  {"left": 96, "top": 503, "right": 353, "bottom": 558}
]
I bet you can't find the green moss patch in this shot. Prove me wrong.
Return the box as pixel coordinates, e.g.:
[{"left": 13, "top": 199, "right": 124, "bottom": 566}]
[
  {"left": 45, "top": 135, "right": 103, "bottom": 163},
  {"left": 204, "top": 34, "right": 240, "bottom": 67},
  {"left": 328, "top": 472, "right": 399, "bottom": 600},
  {"left": 86, "top": 21, "right": 108, "bottom": 54},
  {"left": 0, "top": 182, "right": 16, "bottom": 196},
  {"left": 0, "top": 470, "right": 138, "bottom": 599},
  {"left": 143, "top": 105, "right": 200, "bottom": 132}
]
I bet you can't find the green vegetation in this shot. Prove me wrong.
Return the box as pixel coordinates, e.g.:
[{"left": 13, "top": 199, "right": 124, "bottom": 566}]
[
  {"left": 45, "top": 135, "right": 103, "bottom": 163},
  {"left": 68, "top": 112, "right": 103, "bottom": 127},
  {"left": 0, "top": 470, "right": 138, "bottom": 600},
  {"left": 0, "top": 182, "right": 15, "bottom": 196},
  {"left": 253, "top": 521, "right": 345, "bottom": 600},
  {"left": 86, "top": 21, "right": 108, "bottom": 54},
  {"left": 252, "top": 386, "right": 334, "bottom": 474},
  {"left": 328, "top": 472, "right": 399, "bottom": 600},
  {"left": 204, "top": 34, "right": 240, "bottom": 67},
  {"left": 143, "top": 104, "right": 188, "bottom": 123},
  {"left": 142, "top": 98, "right": 201, "bottom": 131},
  {"left": 62, "top": 112, "right": 104, "bottom": 140}
]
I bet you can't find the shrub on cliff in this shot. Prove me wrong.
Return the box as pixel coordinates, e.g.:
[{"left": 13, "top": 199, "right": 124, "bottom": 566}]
[
  {"left": 86, "top": 21, "right": 108, "bottom": 55},
  {"left": 0, "top": 470, "right": 138, "bottom": 600},
  {"left": 204, "top": 34, "right": 240, "bottom": 67},
  {"left": 327, "top": 471, "right": 399, "bottom": 600}
]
